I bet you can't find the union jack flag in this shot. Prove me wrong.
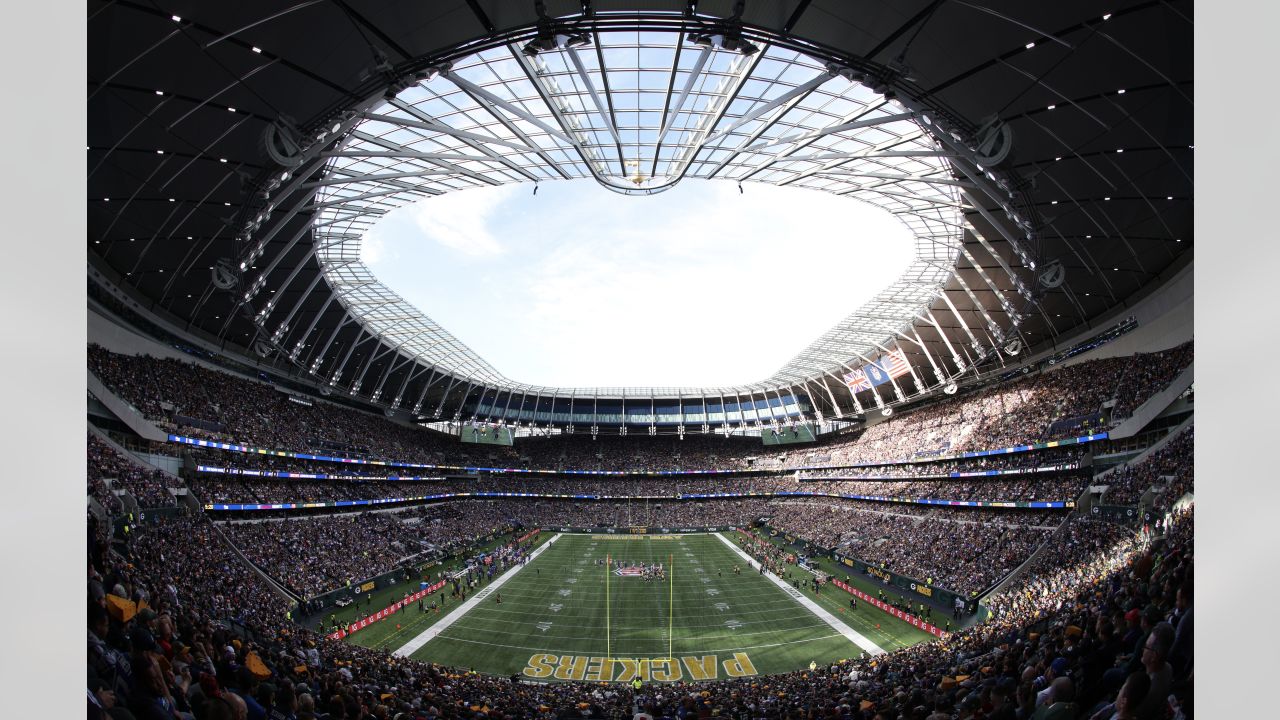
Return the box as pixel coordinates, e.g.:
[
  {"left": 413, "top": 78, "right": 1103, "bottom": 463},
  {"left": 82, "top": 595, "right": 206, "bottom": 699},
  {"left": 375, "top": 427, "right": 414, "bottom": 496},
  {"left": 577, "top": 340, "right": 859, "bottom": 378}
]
[{"left": 843, "top": 349, "right": 911, "bottom": 392}]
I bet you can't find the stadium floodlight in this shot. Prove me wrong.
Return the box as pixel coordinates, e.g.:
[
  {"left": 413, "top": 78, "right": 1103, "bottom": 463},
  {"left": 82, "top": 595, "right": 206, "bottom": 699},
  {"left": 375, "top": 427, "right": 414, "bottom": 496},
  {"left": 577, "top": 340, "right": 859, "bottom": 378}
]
[
  {"left": 522, "top": 34, "right": 557, "bottom": 56},
  {"left": 688, "top": 32, "right": 720, "bottom": 49},
  {"left": 522, "top": 31, "right": 590, "bottom": 57},
  {"left": 687, "top": 32, "right": 758, "bottom": 56}
]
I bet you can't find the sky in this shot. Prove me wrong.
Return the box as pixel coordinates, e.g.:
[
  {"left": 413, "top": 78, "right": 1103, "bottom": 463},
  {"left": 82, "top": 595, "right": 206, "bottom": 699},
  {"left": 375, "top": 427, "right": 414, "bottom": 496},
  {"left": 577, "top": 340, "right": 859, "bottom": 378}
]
[{"left": 362, "top": 179, "right": 914, "bottom": 388}]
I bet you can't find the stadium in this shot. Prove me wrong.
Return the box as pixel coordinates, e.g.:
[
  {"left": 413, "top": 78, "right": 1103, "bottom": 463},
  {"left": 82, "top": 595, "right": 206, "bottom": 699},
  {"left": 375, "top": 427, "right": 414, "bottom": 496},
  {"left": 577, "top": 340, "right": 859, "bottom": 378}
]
[{"left": 71, "top": 1, "right": 1217, "bottom": 718}]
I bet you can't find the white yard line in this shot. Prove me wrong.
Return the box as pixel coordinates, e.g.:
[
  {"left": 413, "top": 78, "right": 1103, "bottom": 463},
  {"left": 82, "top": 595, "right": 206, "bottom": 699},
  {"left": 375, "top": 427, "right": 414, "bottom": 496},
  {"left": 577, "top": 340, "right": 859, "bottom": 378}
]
[
  {"left": 713, "top": 532, "right": 886, "bottom": 656},
  {"left": 393, "top": 533, "right": 562, "bottom": 658}
]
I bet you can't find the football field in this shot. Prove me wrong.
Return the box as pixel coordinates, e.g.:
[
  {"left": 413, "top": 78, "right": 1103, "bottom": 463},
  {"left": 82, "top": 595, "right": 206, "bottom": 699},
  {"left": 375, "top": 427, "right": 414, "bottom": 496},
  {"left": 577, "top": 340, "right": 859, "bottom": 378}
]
[{"left": 371, "top": 532, "right": 932, "bottom": 681}]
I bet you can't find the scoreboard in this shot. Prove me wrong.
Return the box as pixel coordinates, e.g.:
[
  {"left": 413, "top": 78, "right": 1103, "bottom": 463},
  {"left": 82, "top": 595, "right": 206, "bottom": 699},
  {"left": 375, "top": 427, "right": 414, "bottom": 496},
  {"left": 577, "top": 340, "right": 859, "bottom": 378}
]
[
  {"left": 460, "top": 424, "right": 515, "bottom": 446},
  {"left": 761, "top": 423, "right": 816, "bottom": 445}
]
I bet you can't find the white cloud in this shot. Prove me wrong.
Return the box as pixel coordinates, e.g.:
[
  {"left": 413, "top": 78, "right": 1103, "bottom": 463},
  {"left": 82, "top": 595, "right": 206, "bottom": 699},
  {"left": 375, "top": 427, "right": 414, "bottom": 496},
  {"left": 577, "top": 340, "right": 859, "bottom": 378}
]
[
  {"left": 408, "top": 185, "right": 519, "bottom": 257},
  {"left": 364, "top": 180, "right": 917, "bottom": 388},
  {"left": 361, "top": 231, "right": 387, "bottom": 266}
]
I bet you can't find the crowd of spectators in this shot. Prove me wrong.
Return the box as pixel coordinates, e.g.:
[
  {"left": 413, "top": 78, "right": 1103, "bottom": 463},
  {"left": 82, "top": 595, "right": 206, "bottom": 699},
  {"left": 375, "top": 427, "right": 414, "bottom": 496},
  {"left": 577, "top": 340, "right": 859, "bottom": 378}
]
[
  {"left": 797, "top": 445, "right": 1087, "bottom": 478},
  {"left": 194, "top": 440, "right": 1085, "bottom": 482},
  {"left": 800, "top": 474, "right": 1090, "bottom": 504},
  {"left": 187, "top": 460, "right": 1091, "bottom": 506},
  {"left": 89, "top": 432, "right": 179, "bottom": 509},
  {"left": 218, "top": 513, "right": 433, "bottom": 598},
  {"left": 90, "top": 344, "right": 512, "bottom": 467},
  {"left": 1103, "top": 427, "right": 1194, "bottom": 505},
  {"left": 191, "top": 477, "right": 452, "bottom": 505},
  {"left": 766, "top": 501, "right": 1058, "bottom": 596},
  {"left": 1111, "top": 343, "right": 1195, "bottom": 419},
  {"left": 92, "top": 342, "right": 1192, "bottom": 476},
  {"left": 803, "top": 349, "right": 1180, "bottom": 468},
  {"left": 89, "top": 491, "right": 1192, "bottom": 720}
]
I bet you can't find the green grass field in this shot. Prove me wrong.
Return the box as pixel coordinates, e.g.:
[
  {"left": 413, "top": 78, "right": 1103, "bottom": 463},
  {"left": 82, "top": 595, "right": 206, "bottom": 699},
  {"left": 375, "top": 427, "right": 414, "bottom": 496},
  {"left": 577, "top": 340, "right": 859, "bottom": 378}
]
[{"left": 351, "top": 532, "right": 934, "bottom": 682}]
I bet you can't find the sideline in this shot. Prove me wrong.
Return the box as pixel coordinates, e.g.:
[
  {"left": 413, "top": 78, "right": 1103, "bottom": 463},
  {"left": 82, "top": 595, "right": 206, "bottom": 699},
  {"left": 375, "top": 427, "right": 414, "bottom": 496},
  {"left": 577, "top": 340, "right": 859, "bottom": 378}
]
[
  {"left": 393, "top": 533, "right": 563, "bottom": 657},
  {"left": 713, "top": 532, "right": 885, "bottom": 656}
]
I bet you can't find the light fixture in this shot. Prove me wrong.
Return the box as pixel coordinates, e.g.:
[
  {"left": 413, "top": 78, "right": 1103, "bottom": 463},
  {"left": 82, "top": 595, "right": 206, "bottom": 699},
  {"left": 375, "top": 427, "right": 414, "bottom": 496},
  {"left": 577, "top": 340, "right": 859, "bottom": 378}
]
[
  {"left": 1116, "top": 148, "right": 1124, "bottom": 153},
  {"left": 519, "top": 31, "right": 560, "bottom": 56},
  {"left": 227, "top": 107, "right": 236, "bottom": 112},
  {"left": 252, "top": 47, "right": 262, "bottom": 54},
  {"left": 688, "top": 32, "right": 758, "bottom": 56},
  {"left": 219, "top": 158, "right": 227, "bottom": 163},
  {"left": 689, "top": 32, "right": 719, "bottom": 49},
  {"left": 155, "top": 90, "right": 164, "bottom": 95},
  {"left": 1102, "top": 13, "right": 1112, "bottom": 20},
  {"left": 1025, "top": 42, "right": 1036, "bottom": 49},
  {"left": 722, "top": 36, "right": 759, "bottom": 55},
  {"left": 1047, "top": 104, "right": 1056, "bottom": 110},
  {"left": 171, "top": 15, "right": 181, "bottom": 22}
]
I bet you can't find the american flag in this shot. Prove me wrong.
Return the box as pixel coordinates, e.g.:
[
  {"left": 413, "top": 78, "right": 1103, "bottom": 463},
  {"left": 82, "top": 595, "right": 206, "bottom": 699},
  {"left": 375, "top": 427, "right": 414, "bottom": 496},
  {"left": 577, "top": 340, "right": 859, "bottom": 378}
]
[{"left": 844, "top": 349, "right": 911, "bottom": 392}]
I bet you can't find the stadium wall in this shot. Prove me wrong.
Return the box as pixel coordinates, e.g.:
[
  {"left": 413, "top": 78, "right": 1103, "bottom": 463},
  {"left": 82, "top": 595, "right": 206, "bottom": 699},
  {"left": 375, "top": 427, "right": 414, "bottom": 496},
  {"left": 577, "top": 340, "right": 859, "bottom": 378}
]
[
  {"left": 88, "top": 303, "right": 196, "bottom": 363},
  {"left": 1058, "top": 262, "right": 1193, "bottom": 366}
]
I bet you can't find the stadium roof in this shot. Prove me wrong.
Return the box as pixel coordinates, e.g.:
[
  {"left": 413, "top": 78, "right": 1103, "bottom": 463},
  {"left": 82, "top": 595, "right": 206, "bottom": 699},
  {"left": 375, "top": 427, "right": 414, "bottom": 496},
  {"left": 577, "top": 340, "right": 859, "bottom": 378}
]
[{"left": 88, "top": 1, "right": 1193, "bottom": 422}]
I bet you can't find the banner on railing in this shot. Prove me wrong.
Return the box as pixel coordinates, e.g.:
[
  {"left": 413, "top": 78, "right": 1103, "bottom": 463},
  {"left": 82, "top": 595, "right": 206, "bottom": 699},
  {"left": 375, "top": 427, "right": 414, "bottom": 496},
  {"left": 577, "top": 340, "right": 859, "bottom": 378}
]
[
  {"left": 830, "top": 580, "right": 947, "bottom": 638},
  {"left": 196, "top": 465, "right": 444, "bottom": 481},
  {"left": 327, "top": 579, "right": 448, "bottom": 640}
]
